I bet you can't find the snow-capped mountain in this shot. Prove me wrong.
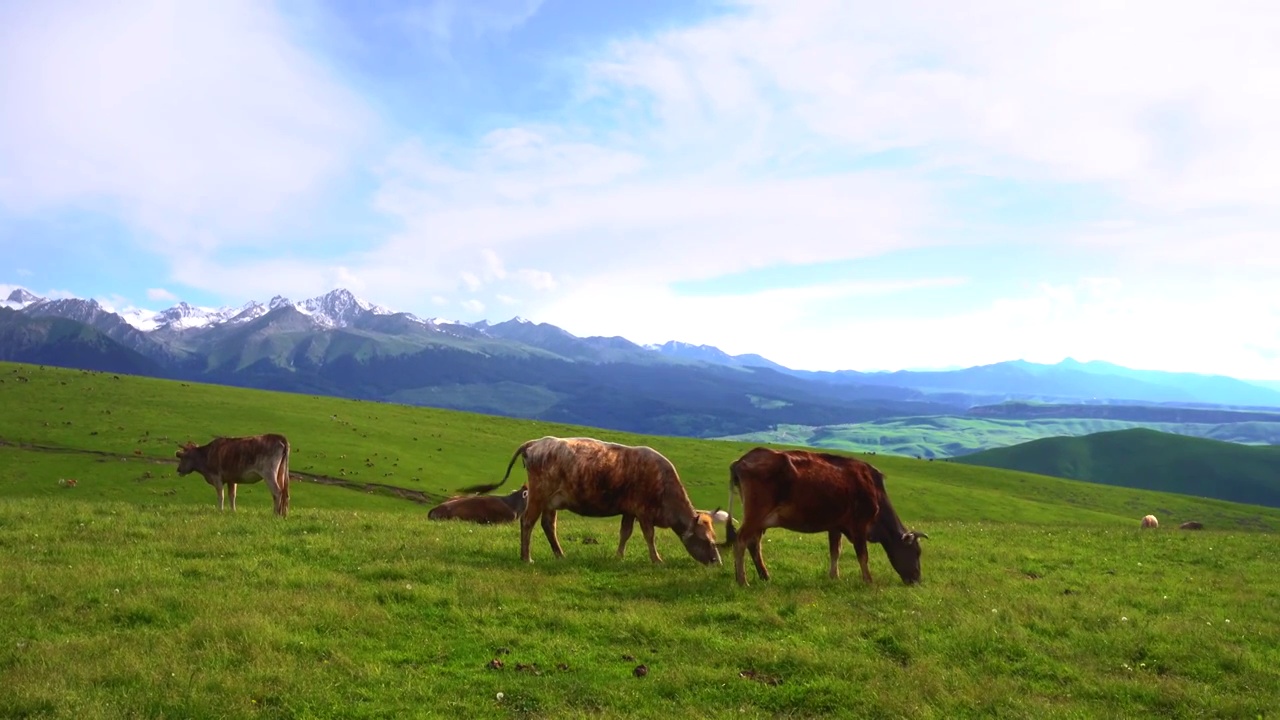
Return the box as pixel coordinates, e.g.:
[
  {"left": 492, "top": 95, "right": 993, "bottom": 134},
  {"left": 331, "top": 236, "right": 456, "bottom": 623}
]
[
  {"left": 647, "top": 340, "right": 787, "bottom": 370},
  {"left": 295, "top": 288, "right": 393, "bottom": 329},
  {"left": 3, "top": 285, "right": 777, "bottom": 368},
  {"left": 2, "top": 288, "right": 41, "bottom": 309},
  {"left": 8, "top": 286, "right": 457, "bottom": 335}
]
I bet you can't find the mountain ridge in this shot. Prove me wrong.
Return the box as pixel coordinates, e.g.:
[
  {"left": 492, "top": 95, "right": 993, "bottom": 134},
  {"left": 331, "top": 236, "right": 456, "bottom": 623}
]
[{"left": 4, "top": 285, "right": 1279, "bottom": 438}]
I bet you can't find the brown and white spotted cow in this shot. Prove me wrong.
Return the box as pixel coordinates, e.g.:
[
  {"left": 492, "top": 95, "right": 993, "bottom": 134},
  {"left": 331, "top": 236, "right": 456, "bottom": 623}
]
[
  {"left": 427, "top": 485, "right": 529, "bottom": 524},
  {"left": 176, "top": 434, "right": 291, "bottom": 517},
  {"left": 724, "top": 447, "right": 926, "bottom": 586},
  {"left": 462, "top": 436, "right": 720, "bottom": 566}
]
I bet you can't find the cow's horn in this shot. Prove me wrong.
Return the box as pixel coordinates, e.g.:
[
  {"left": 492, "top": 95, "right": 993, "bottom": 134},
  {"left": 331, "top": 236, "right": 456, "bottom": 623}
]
[{"left": 915, "top": 531, "right": 929, "bottom": 540}]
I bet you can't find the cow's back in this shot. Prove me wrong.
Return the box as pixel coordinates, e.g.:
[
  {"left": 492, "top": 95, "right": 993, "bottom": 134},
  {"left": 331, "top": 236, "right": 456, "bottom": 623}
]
[
  {"left": 207, "top": 434, "right": 288, "bottom": 483},
  {"left": 526, "top": 437, "right": 680, "bottom": 520},
  {"left": 734, "top": 448, "right": 880, "bottom": 533}
]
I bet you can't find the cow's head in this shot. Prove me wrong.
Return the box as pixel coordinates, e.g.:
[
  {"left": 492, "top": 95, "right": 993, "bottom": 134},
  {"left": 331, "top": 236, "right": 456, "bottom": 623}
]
[
  {"left": 507, "top": 485, "right": 530, "bottom": 516},
  {"left": 175, "top": 442, "right": 198, "bottom": 476},
  {"left": 883, "top": 530, "right": 928, "bottom": 584},
  {"left": 680, "top": 512, "right": 722, "bottom": 566}
]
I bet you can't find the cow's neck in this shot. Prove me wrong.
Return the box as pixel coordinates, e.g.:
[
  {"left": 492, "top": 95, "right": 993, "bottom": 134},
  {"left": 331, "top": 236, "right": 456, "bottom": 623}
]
[
  {"left": 870, "top": 493, "right": 908, "bottom": 544},
  {"left": 664, "top": 492, "right": 697, "bottom": 533}
]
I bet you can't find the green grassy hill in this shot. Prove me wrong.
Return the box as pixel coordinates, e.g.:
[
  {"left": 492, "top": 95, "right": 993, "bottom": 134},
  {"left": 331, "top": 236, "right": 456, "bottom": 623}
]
[
  {"left": 4, "top": 362, "right": 1277, "bottom": 530},
  {"left": 955, "top": 428, "right": 1280, "bottom": 508},
  {"left": 4, "top": 362, "right": 1280, "bottom": 718},
  {"left": 719, "top": 415, "right": 1280, "bottom": 459}
]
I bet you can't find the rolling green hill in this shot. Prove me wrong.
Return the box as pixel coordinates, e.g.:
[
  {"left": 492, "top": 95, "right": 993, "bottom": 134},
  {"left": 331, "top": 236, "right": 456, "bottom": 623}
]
[
  {"left": 4, "top": 361, "right": 1280, "bottom": 531},
  {"left": 955, "top": 428, "right": 1280, "bottom": 508},
  {"left": 720, "top": 415, "right": 1280, "bottom": 459}
]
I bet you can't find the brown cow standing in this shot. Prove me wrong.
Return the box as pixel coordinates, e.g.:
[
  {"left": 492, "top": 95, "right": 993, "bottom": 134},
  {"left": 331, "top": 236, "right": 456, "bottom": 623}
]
[
  {"left": 463, "top": 436, "right": 720, "bottom": 565},
  {"left": 725, "top": 447, "right": 926, "bottom": 586},
  {"left": 176, "top": 434, "right": 291, "bottom": 517},
  {"left": 427, "top": 485, "right": 529, "bottom": 524}
]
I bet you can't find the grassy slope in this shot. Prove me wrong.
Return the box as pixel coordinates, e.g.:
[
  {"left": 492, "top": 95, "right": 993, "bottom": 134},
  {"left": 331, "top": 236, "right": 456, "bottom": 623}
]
[
  {"left": 719, "top": 415, "right": 1280, "bottom": 458},
  {"left": 955, "top": 428, "right": 1280, "bottom": 509},
  {"left": 5, "top": 362, "right": 1279, "bottom": 530},
  {"left": 4, "top": 362, "right": 1280, "bottom": 717}
]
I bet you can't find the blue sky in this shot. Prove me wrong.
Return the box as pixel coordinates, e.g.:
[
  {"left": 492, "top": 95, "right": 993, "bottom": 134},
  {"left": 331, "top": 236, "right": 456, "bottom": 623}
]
[{"left": 2, "top": 0, "right": 1279, "bottom": 378}]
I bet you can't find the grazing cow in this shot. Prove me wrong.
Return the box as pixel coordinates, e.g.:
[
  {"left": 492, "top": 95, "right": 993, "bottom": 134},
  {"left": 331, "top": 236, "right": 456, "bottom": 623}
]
[
  {"left": 1179, "top": 520, "right": 1204, "bottom": 530},
  {"left": 427, "top": 485, "right": 529, "bottom": 524},
  {"left": 724, "top": 447, "right": 927, "bottom": 586},
  {"left": 175, "top": 434, "right": 291, "bottom": 517},
  {"left": 462, "top": 436, "right": 720, "bottom": 565},
  {"left": 1141, "top": 514, "right": 1159, "bottom": 529}
]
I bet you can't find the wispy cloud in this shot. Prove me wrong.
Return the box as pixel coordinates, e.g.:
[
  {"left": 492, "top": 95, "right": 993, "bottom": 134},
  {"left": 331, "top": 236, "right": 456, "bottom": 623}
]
[
  {"left": 0, "top": 1, "right": 373, "bottom": 252},
  {"left": 146, "top": 288, "right": 178, "bottom": 303},
  {"left": 393, "top": 0, "right": 545, "bottom": 49}
]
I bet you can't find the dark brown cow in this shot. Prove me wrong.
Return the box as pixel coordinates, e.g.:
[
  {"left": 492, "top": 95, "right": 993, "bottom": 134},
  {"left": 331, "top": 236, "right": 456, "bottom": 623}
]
[
  {"left": 463, "top": 436, "right": 720, "bottom": 565},
  {"left": 724, "top": 447, "right": 926, "bottom": 586},
  {"left": 176, "top": 434, "right": 291, "bottom": 517},
  {"left": 1179, "top": 520, "right": 1204, "bottom": 530},
  {"left": 427, "top": 485, "right": 529, "bottom": 524}
]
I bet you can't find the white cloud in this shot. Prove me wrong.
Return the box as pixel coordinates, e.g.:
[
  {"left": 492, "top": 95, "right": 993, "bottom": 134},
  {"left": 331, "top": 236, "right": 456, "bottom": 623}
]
[
  {"left": 0, "top": 0, "right": 373, "bottom": 252},
  {"left": 534, "top": 274, "right": 1280, "bottom": 378},
  {"left": 393, "top": 0, "right": 544, "bottom": 49},
  {"left": 146, "top": 288, "right": 178, "bottom": 302},
  {"left": 534, "top": 276, "right": 969, "bottom": 358},
  {"left": 516, "top": 268, "right": 558, "bottom": 292},
  {"left": 461, "top": 299, "right": 485, "bottom": 313}
]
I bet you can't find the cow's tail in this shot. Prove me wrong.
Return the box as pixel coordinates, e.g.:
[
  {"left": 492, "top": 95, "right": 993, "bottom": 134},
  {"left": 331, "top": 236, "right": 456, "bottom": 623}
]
[
  {"left": 459, "top": 439, "right": 536, "bottom": 495},
  {"left": 278, "top": 436, "right": 291, "bottom": 518},
  {"left": 721, "top": 462, "right": 740, "bottom": 548}
]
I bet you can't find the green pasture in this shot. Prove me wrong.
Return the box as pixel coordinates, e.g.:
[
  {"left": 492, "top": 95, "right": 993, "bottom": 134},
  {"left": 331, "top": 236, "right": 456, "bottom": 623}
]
[{"left": 2, "top": 362, "right": 1279, "bottom": 718}]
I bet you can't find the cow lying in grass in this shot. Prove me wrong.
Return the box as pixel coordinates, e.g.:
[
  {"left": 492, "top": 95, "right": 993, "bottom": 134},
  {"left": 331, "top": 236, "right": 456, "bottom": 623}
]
[
  {"left": 176, "top": 434, "right": 291, "bottom": 517},
  {"left": 724, "top": 447, "right": 926, "bottom": 586},
  {"left": 427, "top": 485, "right": 529, "bottom": 524},
  {"left": 463, "top": 436, "right": 721, "bottom": 566}
]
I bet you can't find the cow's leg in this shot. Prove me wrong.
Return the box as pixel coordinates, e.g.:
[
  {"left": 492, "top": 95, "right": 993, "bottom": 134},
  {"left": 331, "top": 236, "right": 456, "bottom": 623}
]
[
  {"left": 748, "top": 529, "right": 770, "bottom": 581},
  {"left": 617, "top": 514, "right": 635, "bottom": 558},
  {"left": 733, "top": 535, "right": 749, "bottom": 586},
  {"left": 541, "top": 509, "right": 565, "bottom": 558},
  {"left": 639, "top": 519, "right": 662, "bottom": 564},
  {"left": 227, "top": 483, "right": 238, "bottom": 512},
  {"left": 520, "top": 513, "right": 537, "bottom": 563},
  {"left": 828, "top": 530, "right": 842, "bottom": 579},
  {"left": 519, "top": 495, "right": 543, "bottom": 562},
  {"left": 265, "top": 464, "right": 283, "bottom": 517},
  {"left": 849, "top": 529, "right": 873, "bottom": 584},
  {"left": 734, "top": 523, "right": 767, "bottom": 585},
  {"left": 214, "top": 480, "right": 224, "bottom": 511}
]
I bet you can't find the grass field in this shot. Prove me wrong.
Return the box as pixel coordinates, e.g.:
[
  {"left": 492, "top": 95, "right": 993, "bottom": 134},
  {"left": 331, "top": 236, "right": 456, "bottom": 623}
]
[{"left": 3, "top": 362, "right": 1280, "bottom": 718}]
